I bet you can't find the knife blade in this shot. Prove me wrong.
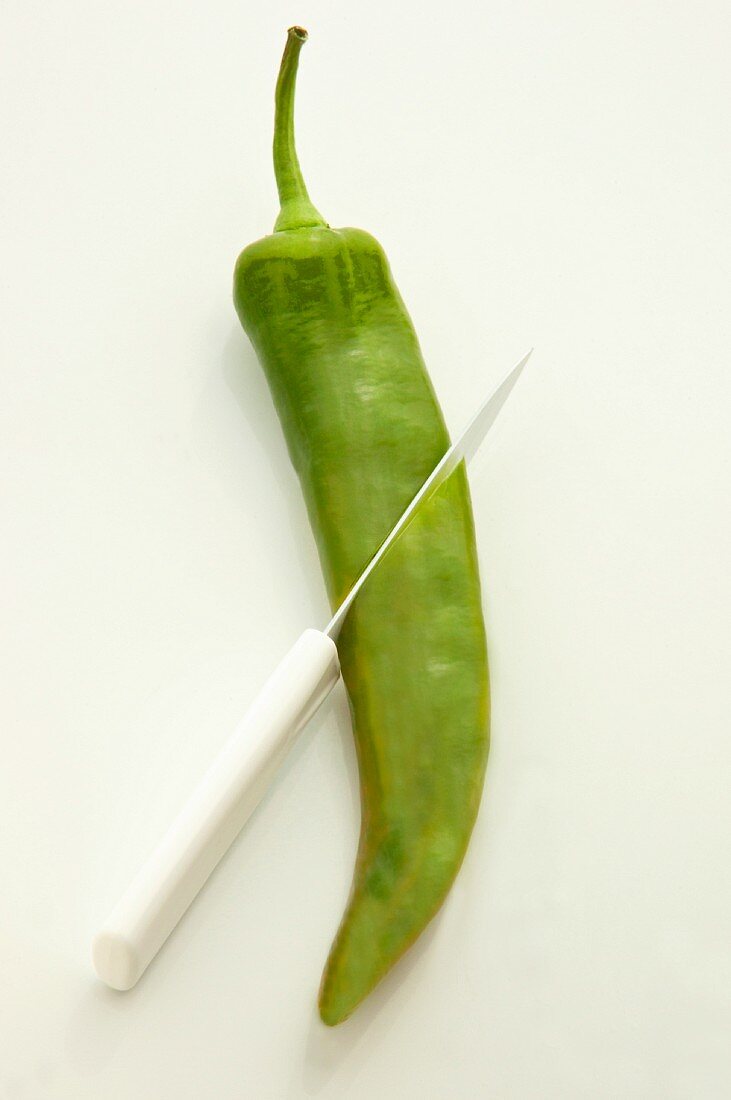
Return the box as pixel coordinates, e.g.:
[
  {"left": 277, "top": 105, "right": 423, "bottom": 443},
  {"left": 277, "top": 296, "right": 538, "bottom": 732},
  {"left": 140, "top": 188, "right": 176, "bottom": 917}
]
[
  {"left": 92, "top": 348, "right": 532, "bottom": 991},
  {"left": 327, "top": 347, "right": 533, "bottom": 638}
]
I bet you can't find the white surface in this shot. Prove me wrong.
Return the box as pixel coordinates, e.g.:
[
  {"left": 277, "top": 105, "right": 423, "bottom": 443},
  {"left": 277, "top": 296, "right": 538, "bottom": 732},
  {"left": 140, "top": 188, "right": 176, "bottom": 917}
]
[
  {"left": 93, "top": 629, "right": 339, "bottom": 991},
  {"left": 0, "top": 1, "right": 729, "bottom": 1097}
]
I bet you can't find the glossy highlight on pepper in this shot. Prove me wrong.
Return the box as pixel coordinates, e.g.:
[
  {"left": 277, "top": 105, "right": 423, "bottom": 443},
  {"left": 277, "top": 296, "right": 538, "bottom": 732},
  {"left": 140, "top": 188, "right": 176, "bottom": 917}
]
[{"left": 233, "top": 27, "right": 490, "bottom": 1025}]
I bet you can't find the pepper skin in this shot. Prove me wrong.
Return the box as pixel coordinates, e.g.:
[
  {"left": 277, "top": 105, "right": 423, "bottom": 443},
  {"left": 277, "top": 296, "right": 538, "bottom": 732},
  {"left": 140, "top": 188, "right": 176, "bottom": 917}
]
[{"left": 233, "top": 27, "right": 489, "bottom": 1026}]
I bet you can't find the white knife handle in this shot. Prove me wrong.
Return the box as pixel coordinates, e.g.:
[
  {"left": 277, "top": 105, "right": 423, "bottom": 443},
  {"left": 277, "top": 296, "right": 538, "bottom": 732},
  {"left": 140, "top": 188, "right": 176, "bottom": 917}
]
[{"left": 92, "top": 628, "right": 340, "bottom": 991}]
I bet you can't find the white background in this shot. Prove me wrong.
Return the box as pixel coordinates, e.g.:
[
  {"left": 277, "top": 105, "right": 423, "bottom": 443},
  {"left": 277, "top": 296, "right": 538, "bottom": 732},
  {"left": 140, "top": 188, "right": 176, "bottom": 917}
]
[{"left": 1, "top": 1, "right": 730, "bottom": 1097}]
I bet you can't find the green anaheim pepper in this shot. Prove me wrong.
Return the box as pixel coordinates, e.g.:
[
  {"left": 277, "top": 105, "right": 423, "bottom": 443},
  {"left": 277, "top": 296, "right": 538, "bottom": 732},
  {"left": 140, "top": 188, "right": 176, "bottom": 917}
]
[{"left": 234, "top": 27, "right": 490, "bottom": 1026}]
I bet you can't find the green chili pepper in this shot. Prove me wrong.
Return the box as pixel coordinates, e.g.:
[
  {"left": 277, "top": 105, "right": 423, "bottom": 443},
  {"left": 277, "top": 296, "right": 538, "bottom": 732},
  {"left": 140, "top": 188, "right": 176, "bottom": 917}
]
[{"left": 233, "top": 27, "right": 489, "bottom": 1026}]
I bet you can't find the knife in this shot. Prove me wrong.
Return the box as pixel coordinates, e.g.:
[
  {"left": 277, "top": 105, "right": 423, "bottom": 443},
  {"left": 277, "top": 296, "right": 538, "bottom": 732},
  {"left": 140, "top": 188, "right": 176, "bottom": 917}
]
[{"left": 92, "top": 348, "right": 532, "bottom": 991}]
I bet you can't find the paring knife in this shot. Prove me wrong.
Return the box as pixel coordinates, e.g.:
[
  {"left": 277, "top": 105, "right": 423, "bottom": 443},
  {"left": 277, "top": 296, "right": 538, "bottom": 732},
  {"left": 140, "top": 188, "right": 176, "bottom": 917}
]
[{"left": 92, "top": 348, "right": 533, "bottom": 991}]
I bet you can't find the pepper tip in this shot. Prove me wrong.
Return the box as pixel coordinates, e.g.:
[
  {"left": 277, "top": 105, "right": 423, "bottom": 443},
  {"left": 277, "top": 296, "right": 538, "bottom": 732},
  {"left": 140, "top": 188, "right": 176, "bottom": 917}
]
[{"left": 288, "top": 25, "right": 308, "bottom": 42}]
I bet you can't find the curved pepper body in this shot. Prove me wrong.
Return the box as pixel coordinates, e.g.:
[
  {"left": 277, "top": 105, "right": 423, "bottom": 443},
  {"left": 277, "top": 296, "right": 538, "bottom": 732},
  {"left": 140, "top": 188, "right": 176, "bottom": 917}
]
[{"left": 233, "top": 29, "right": 490, "bottom": 1025}]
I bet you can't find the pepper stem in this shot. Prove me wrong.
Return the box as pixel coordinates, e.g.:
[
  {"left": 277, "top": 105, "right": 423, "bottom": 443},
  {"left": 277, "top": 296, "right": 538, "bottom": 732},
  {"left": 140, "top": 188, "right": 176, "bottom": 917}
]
[{"left": 273, "top": 27, "right": 326, "bottom": 232}]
